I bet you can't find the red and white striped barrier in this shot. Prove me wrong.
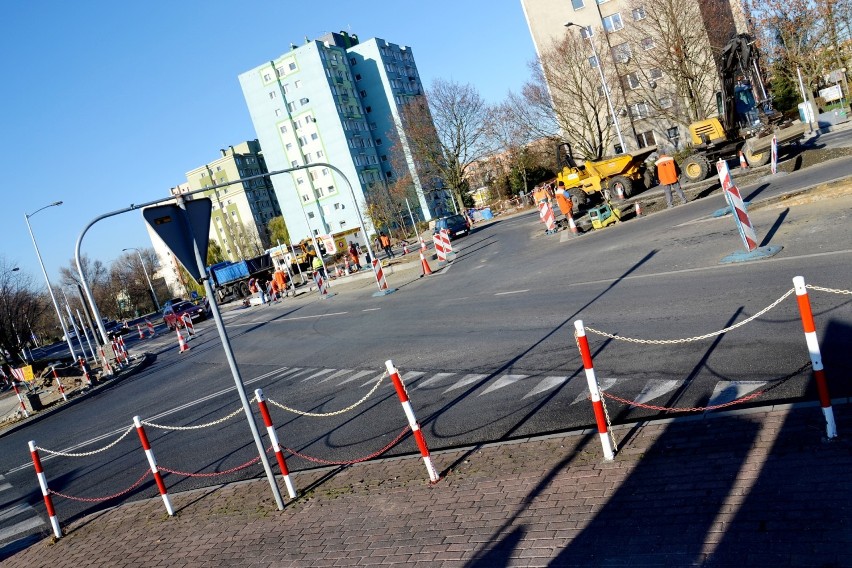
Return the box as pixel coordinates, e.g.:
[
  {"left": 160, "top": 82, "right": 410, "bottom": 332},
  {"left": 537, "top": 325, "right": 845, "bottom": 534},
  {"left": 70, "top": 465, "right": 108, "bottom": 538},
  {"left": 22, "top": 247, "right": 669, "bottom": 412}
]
[
  {"left": 181, "top": 313, "right": 196, "bottom": 338},
  {"left": 137, "top": 324, "right": 145, "bottom": 340},
  {"left": 51, "top": 367, "right": 68, "bottom": 402},
  {"left": 133, "top": 416, "right": 174, "bottom": 515},
  {"left": 793, "top": 276, "right": 837, "bottom": 439},
  {"left": 573, "top": 320, "right": 615, "bottom": 461},
  {"left": 538, "top": 201, "right": 557, "bottom": 232},
  {"left": 738, "top": 150, "right": 748, "bottom": 169},
  {"left": 28, "top": 441, "right": 62, "bottom": 538},
  {"left": 254, "top": 389, "right": 297, "bottom": 499},
  {"left": 118, "top": 335, "right": 129, "bottom": 359},
  {"left": 567, "top": 210, "right": 579, "bottom": 234},
  {"left": 314, "top": 271, "right": 329, "bottom": 297},
  {"left": 419, "top": 249, "right": 433, "bottom": 277},
  {"left": 771, "top": 135, "right": 778, "bottom": 175},
  {"left": 384, "top": 360, "right": 440, "bottom": 482},
  {"left": 111, "top": 340, "right": 127, "bottom": 367},
  {"left": 372, "top": 259, "right": 389, "bottom": 291},
  {"left": 78, "top": 357, "right": 93, "bottom": 387},
  {"left": 716, "top": 160, "right": 758, "bottom": 252},
  {"left": 146, "top": 319, "right": 155, "bottom": 337},
  {"left": 433, "top": 232, "right": 448, "bottom": 263},
  {"left": 12, "top": 381, "right": 29, "bottom": 417},
  {"left": 176, "top": 328, "right": 190, "bottom": 353}
]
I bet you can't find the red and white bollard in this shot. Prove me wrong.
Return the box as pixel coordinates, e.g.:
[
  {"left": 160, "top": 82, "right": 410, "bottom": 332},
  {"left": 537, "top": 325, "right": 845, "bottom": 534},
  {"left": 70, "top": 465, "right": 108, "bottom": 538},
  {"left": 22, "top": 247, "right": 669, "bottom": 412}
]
[
  {"left": 793, "top": 276, "right": 837, "bottom": 439},
  {"left": 28, "top": 441, "right": 62, "bottom": 538},
  {"left": 403, "top": 243, "right": 410, "bottom": 255},
  {"left": 137, "top": 324, "right": 145, "bottom": 340},
  {"left": 573, "top": 320, "right": 615, "bottom": 460},
  {"left": 133, "top": 417, "right": 174, "bottom": 515},
  {"left": 254, "top": 389, "right": 297, "bottom": 499},
  {"left": 567, "top": 211, "right": 579, "bottom": 235},
  {"left": 738, "top": 150, "right": 749, "bottom": 169},
  {"left": 111, "top": 340, "right": 127, "bottom": 368},
  {"left": 78, "top": 357, "right": 93, "bottom": 387},
  {"left": 634, "top": 202, "right": 643, "bottom": 217},
  {"left": 176, "top": 328, "right": 190, "bottom": 353},
  {"left": 51, "top": 367, "right": 68, "bottom": 402},
  {"left": 12, "top": 381, "right": 29, "bottom": 417},
  {"left": 385, "top": 360, "right": 440, "bottom": 482},
  {"left": 118, "top": 335, "right": 129, "bottom": 360},
  {"left": 99, "top": 348, "right": 114, "bottom": 377},
  {"left": 146, "top": 319, "right": 156, "bottom": 337},
  {"left": 418, "top": 235, "right": 426, "bottom": 251}
]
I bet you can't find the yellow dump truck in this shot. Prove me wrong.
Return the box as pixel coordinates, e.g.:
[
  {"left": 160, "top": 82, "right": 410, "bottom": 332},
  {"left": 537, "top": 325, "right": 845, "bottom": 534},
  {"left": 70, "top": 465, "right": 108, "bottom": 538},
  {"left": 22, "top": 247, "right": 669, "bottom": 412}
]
[{"left": 555, "top": 143, "right": 657, "bottom": 207}]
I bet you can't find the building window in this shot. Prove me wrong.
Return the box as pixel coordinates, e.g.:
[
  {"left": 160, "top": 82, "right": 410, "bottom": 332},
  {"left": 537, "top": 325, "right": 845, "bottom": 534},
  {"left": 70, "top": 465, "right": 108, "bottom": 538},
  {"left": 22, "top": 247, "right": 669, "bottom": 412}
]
[
  {"left": 375, "top": 138, "right": 382, "bottom": 145},
  {"left": 268, "top": 91, "right": 277, "bottom": 99},
  {"left": 308, "top": 211, "right": 315, "bottom": 218},
  {"left": 612, "top": 43, "right": 632, "bottom": 64},
  {"left": 365, "top": 106, "right": 372, "bottom": 113},
  {"left": 355, "top": 73, "right": 362, "bottom": 81},
  {"left": 311, "top": 133, "right": 318, "bottom": 140},
  {"left": 302, "top": 194, "right": 310, "bottom": 202},
  {"left": 659, "top": 96, "right": 674, "bottom": 109},
  {"left": 300, "top": 97, "right": 309, "bottom": 105},
  {"left": 624, "top": 72, "right": 641, "bottom": 90},
  {"left": 263, "top": 73, "right": 271, "bottom": 82},
  {"left": 280, "top": 125, "right": 288, "bottom": 134},
  {"left": 589, "top": 55, "right": 599, "bottom": 68},
  {"left": 649, "top": 67, "right": 663, "bottom": 80},
  {"left": 603, "top": 13, "right": 624, "bottom": 32},
  {"left": 275, "top": 108, "right": 283, "bottom": 117},
  {"left": 291, "top": 160, "right": 299, "bottom": 168},
  {"left": 360, "top": 90, "right": 367, "bottom": 97},
  {"left": 636, "top": 131, "right": 656, "bottom": 147},
  {"left": 317, "top": 150, "right": 324, "bottom": 158},
  {"left": 630, "top": 101, "right": 650, "bottom": 119},
  {"left": 285, "top": 143, "right": 293, "bottom": 151},
  {"left": 580, "top": 25, "right": 594, "bottom": 39},
  {"left": 572, "top": 0, "right": 585, "bottom": 8},
  {"left": 641, "top": 37, "right": 656, "bottom": 50},
  {"left": 350, "top": 57, "right": 357, "bottom": 65},
  {"left": 288, "top": 62, "right": 296, "bottom": 71},
  {"left": 632, "top": 6, "right": 647, "bottom": 20},
  {"left": 287, "top": 102, "right": 296, "bottom": 111},
  {"left": 294, "top": 80, "right": 301, "bottom": 89}
]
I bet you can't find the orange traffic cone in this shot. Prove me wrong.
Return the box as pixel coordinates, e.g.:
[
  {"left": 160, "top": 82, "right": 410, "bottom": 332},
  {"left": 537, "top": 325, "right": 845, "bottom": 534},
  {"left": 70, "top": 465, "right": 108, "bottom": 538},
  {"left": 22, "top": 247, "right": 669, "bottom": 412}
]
[
  {"left": 568, "top": 213, "right": 580, "bottom": 234},
  {"left": 419, "top": 250, "right": 433, "bottom": 277},
  {"left": 738, "top": 150, "right": 748, "bottom": 169},
  {"left": 635, "top": 202, "right": 643, "bottom": 217},
  {"left": 177, "top": 328, "right": 190, "bottom": 353}
]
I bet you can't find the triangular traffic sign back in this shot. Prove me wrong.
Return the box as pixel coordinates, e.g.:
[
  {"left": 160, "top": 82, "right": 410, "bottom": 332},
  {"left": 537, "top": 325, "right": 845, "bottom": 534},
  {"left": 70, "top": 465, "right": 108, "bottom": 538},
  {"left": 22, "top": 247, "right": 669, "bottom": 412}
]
[{"left": 143, "top": 198, "right": 212, "bottom": 283}]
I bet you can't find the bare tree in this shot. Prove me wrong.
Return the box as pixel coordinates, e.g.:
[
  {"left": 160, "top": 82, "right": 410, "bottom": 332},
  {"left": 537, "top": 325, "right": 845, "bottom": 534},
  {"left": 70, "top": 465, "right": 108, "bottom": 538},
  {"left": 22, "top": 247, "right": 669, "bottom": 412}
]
[
  {"left": 0, "top": 260, "right": 50, "bottom": 363},
  {"left": 619, "top": 0, "right": 732, "bottom": 128},
  {"left": 524, "top": 32, "right": 618, "bottom": 160},
  {"left": 398, "top": 79, "right": 495, "bottom": 211}
]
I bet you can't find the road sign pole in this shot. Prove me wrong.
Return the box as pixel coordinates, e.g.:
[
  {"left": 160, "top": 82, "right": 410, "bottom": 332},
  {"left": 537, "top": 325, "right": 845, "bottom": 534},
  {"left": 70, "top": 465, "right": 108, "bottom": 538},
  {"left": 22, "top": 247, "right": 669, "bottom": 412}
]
[{"left": 175, "top": 195, "right": 285, "bottom": 511}]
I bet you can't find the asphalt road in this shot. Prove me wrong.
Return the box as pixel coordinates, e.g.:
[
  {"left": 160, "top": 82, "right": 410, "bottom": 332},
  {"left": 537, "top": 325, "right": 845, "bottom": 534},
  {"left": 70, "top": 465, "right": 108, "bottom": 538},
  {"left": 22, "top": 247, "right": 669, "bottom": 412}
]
[{"left": 1, "top": 153, "right": 851, "bottom": 552}]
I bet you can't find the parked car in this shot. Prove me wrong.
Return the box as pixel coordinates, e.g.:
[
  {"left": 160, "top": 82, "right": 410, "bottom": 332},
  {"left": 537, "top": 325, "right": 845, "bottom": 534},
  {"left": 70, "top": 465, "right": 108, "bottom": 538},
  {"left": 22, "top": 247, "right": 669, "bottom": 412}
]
[
  {"left": 162, "top": 301, "right": 207, "bottom": 330},
  {"left": 433, "top": 214, "right": 471, "bottom": 240}
]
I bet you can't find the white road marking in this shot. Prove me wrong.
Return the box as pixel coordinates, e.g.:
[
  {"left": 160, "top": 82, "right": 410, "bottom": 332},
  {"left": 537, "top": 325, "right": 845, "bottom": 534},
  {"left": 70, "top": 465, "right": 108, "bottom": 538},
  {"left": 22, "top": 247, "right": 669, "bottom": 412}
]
[
  {"left": 523, "top": 376, "right": 570, "bottom": 399},
  {"left": 318, "top": 369, "right": 352, "bottom": 384},
  {"left": 705, "top": 381, "right": 766, "bottom": 410},
  {"left": 572, "top": 378, "right": 617, "bottom": 404},
  {"left": 362, "top": 308, "right": 381, "bottom": 312},
  {"left": 0, "top": 517, "right": 44, "bottom": 542},
  {"left": 632, "top": 380, "right": 680, "bottom": 406},
  {"left": 0, "top": 502, "right": 37, "bottom": 523},
  {"left": 337, "top": 370, "right": 374, "bottom": 386},
  {"left": 443, "top": 374, "right": 489, "bottom": 394},
  {"left": 302, "top": 368, "right": 335, "bottom": 382},
  {"left": 414, "top": 373, "right": 456, "bottom": 390},
  {"left": 228, "top": 312, "right": 348, "bottom": 326},
  {"left": 480, "top": 374, "right": 528, "bottom": 396},
  {"left": 494, "top": 290, "right": 529, "bottom": 296}
]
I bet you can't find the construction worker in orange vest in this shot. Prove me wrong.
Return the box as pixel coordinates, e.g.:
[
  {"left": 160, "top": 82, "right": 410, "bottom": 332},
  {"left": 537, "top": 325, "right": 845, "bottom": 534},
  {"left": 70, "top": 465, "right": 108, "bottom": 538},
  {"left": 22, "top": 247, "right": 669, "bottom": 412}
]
[{"left": 654, "top": 154, "right": 688, "bottom": 208}]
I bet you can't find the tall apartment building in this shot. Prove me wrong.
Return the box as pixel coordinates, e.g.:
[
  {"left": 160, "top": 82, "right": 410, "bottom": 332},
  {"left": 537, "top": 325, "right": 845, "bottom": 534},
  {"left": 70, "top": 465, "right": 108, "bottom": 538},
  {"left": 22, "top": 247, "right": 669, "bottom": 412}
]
[
  {"left": 147, "top": 140, "right": 281, "bottom": 297},
  {"left": 521, "top": 0, "right": 746, "bottom": 154},
  {"left": 238, "top": 32, "right": 445, "bottom": 249}
]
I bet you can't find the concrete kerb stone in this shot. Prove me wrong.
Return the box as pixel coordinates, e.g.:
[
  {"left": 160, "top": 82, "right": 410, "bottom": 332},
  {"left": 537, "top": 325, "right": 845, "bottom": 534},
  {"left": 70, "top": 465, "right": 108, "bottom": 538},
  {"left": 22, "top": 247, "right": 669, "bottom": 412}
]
[{"left": 0, "top": 352, "right": 155, "bottom": 439}]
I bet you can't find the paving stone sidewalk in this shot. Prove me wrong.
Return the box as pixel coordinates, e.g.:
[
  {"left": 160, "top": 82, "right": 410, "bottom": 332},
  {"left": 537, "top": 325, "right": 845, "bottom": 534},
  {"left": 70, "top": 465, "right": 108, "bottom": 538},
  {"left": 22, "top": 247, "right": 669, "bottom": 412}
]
[{"left": 5, "top": 402, "right": 851, "bottom": 567}]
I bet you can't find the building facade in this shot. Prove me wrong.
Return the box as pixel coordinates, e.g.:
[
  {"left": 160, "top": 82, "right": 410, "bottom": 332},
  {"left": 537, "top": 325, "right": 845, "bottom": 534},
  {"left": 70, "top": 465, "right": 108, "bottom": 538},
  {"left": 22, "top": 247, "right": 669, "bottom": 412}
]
[
  {"left": 521, "top": 0, "right": 745, "bottom": 154},
  {"left": 238, "top": 32, "right": 444, "bottom": 249}
]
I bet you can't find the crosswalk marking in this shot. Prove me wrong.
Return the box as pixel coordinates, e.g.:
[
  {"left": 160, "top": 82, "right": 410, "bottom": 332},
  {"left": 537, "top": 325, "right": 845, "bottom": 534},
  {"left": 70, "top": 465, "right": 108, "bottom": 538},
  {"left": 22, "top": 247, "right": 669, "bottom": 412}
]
[
  {"left": 706, "top": 381, "right": 766, "bottom": 409},
  {"left": 0, "top": 474, "right": 45, "bottom": 545},
  {"left": 0, "top": 503, "right": 37, "bottom": 523},
  {"left": 572, "top": 378, "right": 617, "bottom": 404},
  {"left": 443, "top": 374, "right": 488, "bottom": 394},
  {"left": 318, "top": 369, "right": 352, "bottom": 384},
  {"left": 302, "top": 368, "right": 335, "bottom": 382},
  {"left": 414, "top": 372, "right": 455, "bottom": 390},
  {"left": 480, "top": 374, "right": 528, "bottom": 396},
  {"left": 0, "top": 517, "right": 44, "bottom": 543},
  {"left": 523, "top": 376, "right": 570, "bottom": 399},
  {"left": 336, "top": 370, "right": 374, "bottom": 386},
  {"left": 632, "top": 380, "right": 680, "bottom": 406}
]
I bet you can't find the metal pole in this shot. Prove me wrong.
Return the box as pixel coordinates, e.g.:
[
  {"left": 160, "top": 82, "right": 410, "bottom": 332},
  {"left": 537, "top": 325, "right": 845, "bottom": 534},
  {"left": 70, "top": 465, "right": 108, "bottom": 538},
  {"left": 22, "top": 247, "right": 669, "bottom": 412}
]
[
  {"left": 25, "top": 203, "right": 77, "bottom": 360},
  {"left": 174, "top": 194, "right": 285, "bottom": 510},
  {"left": 405, "top": 198, "right": 418, "bottom": 239},
  {"left": 565, "top": 22, "right": 626, "bottom": 152},
  {"left": 77, "top": 308, "right": 96, "bottom": 363},
  {"left": 797, "top": 66, "right": 814, "bottom": 132}
]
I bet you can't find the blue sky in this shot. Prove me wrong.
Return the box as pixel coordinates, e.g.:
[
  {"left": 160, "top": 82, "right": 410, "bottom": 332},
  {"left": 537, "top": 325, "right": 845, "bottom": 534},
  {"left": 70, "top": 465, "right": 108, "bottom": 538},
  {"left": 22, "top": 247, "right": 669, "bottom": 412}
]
[{"left": 1, "top": 1, "right": 537, "bottom": 285}]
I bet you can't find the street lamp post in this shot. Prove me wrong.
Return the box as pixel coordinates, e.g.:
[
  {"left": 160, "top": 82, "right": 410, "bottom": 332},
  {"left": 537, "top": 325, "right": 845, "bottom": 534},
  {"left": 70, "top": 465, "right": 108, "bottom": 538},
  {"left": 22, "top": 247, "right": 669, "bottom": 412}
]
[
  {"left": 25, "top": 201, "right": 78, "bottom": 359},
  {"left": 565, "top": 22, "right": 627, "bottom": 153},
  {"left": 123, "top": 247, "right": 160, "bottom": 311}
]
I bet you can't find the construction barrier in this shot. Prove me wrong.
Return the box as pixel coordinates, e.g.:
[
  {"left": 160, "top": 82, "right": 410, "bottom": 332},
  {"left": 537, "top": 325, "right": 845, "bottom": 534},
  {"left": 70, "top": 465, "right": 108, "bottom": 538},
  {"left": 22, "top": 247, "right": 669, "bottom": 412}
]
[
  {"left": 176, "top": 328, "right": 190, "bottom": 353},
  {"left": 146, "top": 319, "right": 156, "bottom": 337},
  {"left": 78, "top": 357, "right": 93, "bottom": 387},
  {"left": 50, "top": 367, "right": 68, "bottom": 402},
  {"left": 11, "top": 380, "right": 29, "bottom": 417},
  {"left": 434, "top": 231, "right": 451, "bottom": 263},
  {"left": 538, "top": 201, "right": 557, "bottom": 233},
  {"left": 181, "top": 313, "right": 196, "bottom": 338},
  {"left": 255, "top": 389, "right": 297, "bottom": 499},
  {"left": 385, "top": 360, "right": 440, "bottom": 482},
  {"left": 771, "top": 134, "right": 778, "bottom": 175},
  {"left": 137, "top": 324, "right": 145, "bottom": 340},
  {"left": 739, "top": 150, "right": 748, "bottom": 169},
  {"left": 314, "top": 271, "right": 330, "bottom": 297},
  {"left": 716, "top": 159, "right": 758, "bottom": 252},
  {"left": 372, "top": 259, "right": 389, "bottom": 291}
]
